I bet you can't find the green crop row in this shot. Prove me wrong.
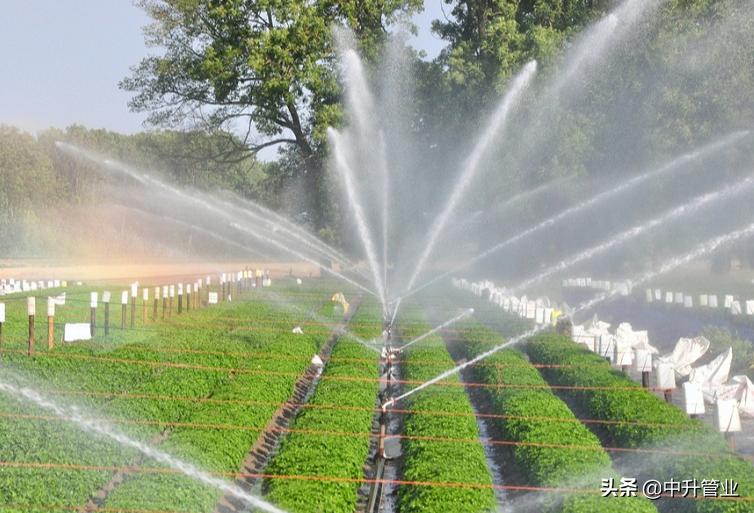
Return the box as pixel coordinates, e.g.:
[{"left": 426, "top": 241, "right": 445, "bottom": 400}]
[
  {"left": 0, "top": 283, "right": 333, "bottom": 512},
  {"left": 455, "top": 320, "right": 656, "bottom": 513},
  {"left": 101, "top": 291, "right": 331, "bottom": 512},
  {"left": 396, "top": 308, "right": 497, "bottom": 513},
  {"left": 525, "top": 334, "right": 754, "bottom": 513},
  {"left": 263, "top": 299, "right": 382, "bottom": 513}
]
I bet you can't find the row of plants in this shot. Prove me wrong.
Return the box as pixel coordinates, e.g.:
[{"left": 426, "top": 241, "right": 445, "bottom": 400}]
[
  {"left": 101, "top": 288, "right": 333, "bottom": 512},
  {"left": 397, "top": 307, "right": 498, "bottom": 513},
  {"left": 0, "top": 282, "right": 332, "bottom": 512},
  {"left": 262, "top": 299, "right": 383, "bottom": 513},
  {"left": 525, "top": 334, "right": 754, "bottom": 513},
  {"left": 454, "top": 319, "right": 657, "bottom": 513}
]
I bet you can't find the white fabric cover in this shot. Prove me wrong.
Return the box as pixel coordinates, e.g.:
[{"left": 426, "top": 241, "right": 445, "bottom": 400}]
[
  {"left": 713, "top": 375, "right": 754, "bottom": 417},
  {"left": 633, "top": 349, "right": 653, "bottom": 373},
  {"left": 614, "top": 322, "right": 655, "bottom": 366},
  {"left": 655, "top": 362, "right": 676, "bottom": 389},
  {"left": 683, "top": 381, "right": 705, "bottom": 415},
  {"left": 715, "top": 399, "right": 741, "bottom": 432},
  {"left": 526, "top": 301, "right": 536, "bottom": 319},
  {"left": 572, "top": 324, "right": 596, "bottom": 352},
  {"left": 655, "top": 336, "right": 710, "bottom": 377},
  {"left": 689, "top": 348, "right": 733, "bottom": 401}
]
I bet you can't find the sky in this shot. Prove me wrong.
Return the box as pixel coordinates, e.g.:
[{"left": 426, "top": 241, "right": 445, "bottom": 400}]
[{"left": 0, "top": 0, "right": 447, "bottom": 136}]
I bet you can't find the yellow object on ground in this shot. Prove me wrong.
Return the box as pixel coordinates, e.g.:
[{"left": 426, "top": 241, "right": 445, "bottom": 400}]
[
  {"left": 331, "top": 292, "right": 350, "bottom": 315},
  {"left": 551, "top": 309, "right": 563, "bottom": 325}
]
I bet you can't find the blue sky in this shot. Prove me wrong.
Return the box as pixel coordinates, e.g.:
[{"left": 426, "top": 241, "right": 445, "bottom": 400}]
[{"left": 0, "top": 1, "right": 447, "bottom": 135}]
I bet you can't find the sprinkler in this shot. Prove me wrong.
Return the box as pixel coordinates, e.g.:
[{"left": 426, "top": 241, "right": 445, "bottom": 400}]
[{"left": 381, "top": 398, "right": 395, "bottom": 413}]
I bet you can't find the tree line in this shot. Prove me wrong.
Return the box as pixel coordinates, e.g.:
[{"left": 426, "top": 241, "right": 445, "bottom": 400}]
[{"left": 2, "top": 0, "right": 752, "bottom": 256}]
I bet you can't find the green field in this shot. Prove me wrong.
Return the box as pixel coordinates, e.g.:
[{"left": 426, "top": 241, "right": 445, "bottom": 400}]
[{"left": 0, "top": 280, "right": 753, "bottom": 513}]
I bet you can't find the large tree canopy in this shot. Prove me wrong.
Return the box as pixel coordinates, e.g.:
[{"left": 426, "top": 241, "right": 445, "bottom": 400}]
[
  {"left": 122, "top": 0, "right": 421, "bottom": 228},
  {"left": 432, "top": 0, "right": 609, "bottom": 108}
]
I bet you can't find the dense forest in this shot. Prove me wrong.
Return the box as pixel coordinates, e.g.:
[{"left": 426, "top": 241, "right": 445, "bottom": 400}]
[{"left": 1, "top": 0, "right": 752, "bottom": 258}]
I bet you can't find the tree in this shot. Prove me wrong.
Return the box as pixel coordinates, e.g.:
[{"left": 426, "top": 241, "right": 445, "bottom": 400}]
[
  {"left": 122, "top": 0, "right": 421, "bottom": 229},
  {"left": 0, "top": 126, "right": 60, "bottom": 253},
  {"left": 430, "top": 0, "right": 608, "bottom": 116}
]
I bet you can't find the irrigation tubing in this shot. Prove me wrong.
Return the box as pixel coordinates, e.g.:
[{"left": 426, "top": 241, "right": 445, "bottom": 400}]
[
  {"left": 38, "top": 389, "right": 697, "bottom": 430},
  {"left": 0, "top": 348, "right": 677, "bottom": 392},
  {"left": 0, "top": 416, "right": 737, "bottom": 459},
  {"left": 0, "top": 343, "right": 656, "bottom": 372},
  {"left": 1, "top": 462, "right": 752, "bottom": 502}
]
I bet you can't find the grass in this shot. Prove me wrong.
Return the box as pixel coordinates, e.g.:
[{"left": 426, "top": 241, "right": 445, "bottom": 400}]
[{"left": 0, "top": 279, "right": 344, "bottom": 513}]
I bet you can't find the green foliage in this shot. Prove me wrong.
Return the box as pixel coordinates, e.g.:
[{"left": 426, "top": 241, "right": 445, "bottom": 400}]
[
  {"left": 700, "top": 326, "right": 754, "bottom": 376},
  {"left": 398, "top": 312, "right": 497, "bottom": 513},
  {"left": 456, "top": 321, "right": 656, "bottom": 512},
  {"left": 263, "top": 301, "right": 382, "bottom": 513},
  {"left": 525, "top": 334, "right": 754, "bottom": 513},
  {"left": 0, "top": 282, "right": 330, "bottom": 512},
  {"left": 123, "top": 0, "right": 421, "bottom": 228},
  {"left": 0, "top": 126, "right": 60, "bottom": 255},
  {"left": 0, "top": 124, "right": 278, "bottom": 256}
]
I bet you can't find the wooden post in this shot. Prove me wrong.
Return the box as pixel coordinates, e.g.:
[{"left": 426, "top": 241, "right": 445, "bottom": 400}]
[
  {"left": 103, "top": 292, "right": 111, "bottom": 336},
  {"left": 121, "top": 291, "right": 128, "bottom": 330},
  {"left": 177, "top": 284, "right": 183, "bottom": 314},
  {"left": 153, "top": 287, "right": 159, "bottom": 320},
  {"left": 142, "top": 288, "right": 149, "bottom": 324},
  {"left": 47, "top": 297, "right": 55, "bottom": 350},
  {"left": 27, "top": 297, "right": 35, "bottom": 356},
  {"left": 664, "top": 389, "right": 673, "bottom": 403},
  {"left": 90, "top": 292, "right": 98, "bottom": 338},
  {"left": 186, "top": 284, "right": 191, "bottom": 313},
  {"left": 169, "top": 285, "right": 174, "bottom": 317},
  {"left": 641, "top": 371, "right": 650, "bottom": 388},
  {"left": 162, "top": 286, "right": 168, "bottom": 320}
]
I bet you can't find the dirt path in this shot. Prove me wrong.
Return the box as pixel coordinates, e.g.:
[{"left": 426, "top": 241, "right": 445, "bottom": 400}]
[{"left": 213, "top": 298, "right": 362, "bottom": 513}]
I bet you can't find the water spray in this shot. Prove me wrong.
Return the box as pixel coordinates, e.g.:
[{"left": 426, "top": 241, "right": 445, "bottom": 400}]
[
  {"left": 400, "top": 60, "right": 538, "bottom": 304},
  {"left": 329, "top": 128, "right": 388, "bottom": 311},
  {"left": 512, "top": 173, "right": 754, "bottom": 291},
  {"left": 395, "top": 308, "right": 475, "bottom": 353},
  {"left": 387, "top": 218, "right": 754, "bottom": 405},
  {"left": 400, "top": 130, "right": 751, "bottom": 300},
  {"left": 56, "top": 143, "right": 377, "bottom": 296},
  {"left": 224, "top": 191, "right": 355, "bottom": 269},
  {"left": 0, "top": 377, "right": 288, "bottom": 513}
]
